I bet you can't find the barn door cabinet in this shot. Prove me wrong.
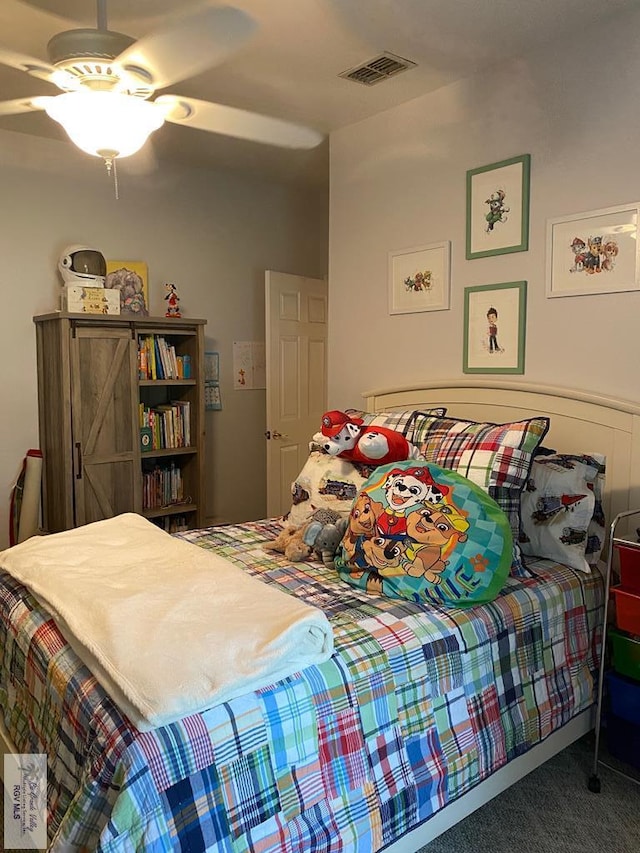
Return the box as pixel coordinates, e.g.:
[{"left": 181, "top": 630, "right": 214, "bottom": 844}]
[{"left": 34, "top": 312, "right": 206, "bottom": 534}]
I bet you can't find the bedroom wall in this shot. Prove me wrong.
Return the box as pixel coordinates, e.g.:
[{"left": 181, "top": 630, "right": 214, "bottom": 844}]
[
  {"left": 328, "top": 5, "right": 640, "bottom": 410},
  {"left": 0, "top": 128, "right": 327, "bottom": 549}
]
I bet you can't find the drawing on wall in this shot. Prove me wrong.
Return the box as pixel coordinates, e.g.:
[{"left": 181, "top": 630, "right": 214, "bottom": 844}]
[
  {"left": 233, "top": 341, "right": 266, "bottom": 390},
  {"left": 463, "top": 281, "right": 527, "bottom": 374},
  {"left": 466, "top": 154, "right": 530, "bottom": 260},
  {"left": 546, "top": 202, "right": 640, "bottom": 297}
]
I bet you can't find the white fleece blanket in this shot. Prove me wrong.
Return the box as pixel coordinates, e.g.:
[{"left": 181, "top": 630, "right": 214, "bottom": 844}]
[{"left": 0, "top": 514, "right": 334, "bottom": 731}]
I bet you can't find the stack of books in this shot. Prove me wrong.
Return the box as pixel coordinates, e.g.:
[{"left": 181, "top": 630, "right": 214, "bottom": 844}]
[{"left": 138, "top": 335, "right": 191, "bottom": 380}]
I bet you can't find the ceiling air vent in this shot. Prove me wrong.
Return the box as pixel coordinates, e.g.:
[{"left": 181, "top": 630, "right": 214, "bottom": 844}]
[{"left": 339, "top": 52, "right": 416, "bottom": 86}]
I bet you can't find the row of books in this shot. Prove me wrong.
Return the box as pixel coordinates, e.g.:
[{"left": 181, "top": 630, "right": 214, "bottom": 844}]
[
  {"left": 150, "top": 515, "right": 191, "bottom": 533},
  {"left": 139, "top": 335, "right": 192, "bottom": 380},
  {"left": 139, "top": 400, "right": 191, "bottom": 449},
  {"left": 142, "top": 462, "right": 186, "bottom": 510}
]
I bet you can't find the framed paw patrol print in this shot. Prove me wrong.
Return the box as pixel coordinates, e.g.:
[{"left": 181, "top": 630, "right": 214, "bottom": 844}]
[
  {"left": 463, "top": 280, "right": 527, "bottom": 374},
  {"left": 388, "top": 240, "right": 451, "bottom": 315},
  {"left": 466, "top": 154, "right": 530, "bottom": 260},
  {"left": 546, "top": 202, "right": 640, "bottom": 297}
]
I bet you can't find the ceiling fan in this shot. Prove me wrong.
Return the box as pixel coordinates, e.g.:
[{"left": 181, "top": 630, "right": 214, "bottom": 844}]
[{"left": 0, "top": 0, "right": 323, "bottom": 167}]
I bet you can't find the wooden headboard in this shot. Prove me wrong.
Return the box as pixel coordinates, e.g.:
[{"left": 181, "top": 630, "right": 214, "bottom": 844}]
[{"left": 363, "top": 380, "right": 640, "bottom": 539}]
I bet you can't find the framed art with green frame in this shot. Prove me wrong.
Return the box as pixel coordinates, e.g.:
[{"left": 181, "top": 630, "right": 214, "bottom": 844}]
[
  {"left": 466, "top": 154, "right": 531, "bottom": 260},
  {"left": 463, "top": 280, "right": 527, "bottom": 374}
]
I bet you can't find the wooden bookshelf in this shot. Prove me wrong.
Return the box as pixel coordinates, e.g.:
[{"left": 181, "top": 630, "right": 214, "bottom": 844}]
[{"left": 34, "top": 312, "right": 206, "bottom": 533}]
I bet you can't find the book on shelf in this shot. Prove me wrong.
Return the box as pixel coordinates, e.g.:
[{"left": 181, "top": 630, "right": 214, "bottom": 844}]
[
  {"left": 174, "top": 354, "right": 192, "bottom": 379},
  {"left": 142, "top": 461, "right": 184, "bottom": 510},
  {"left": 139, "top": 344, "right": 147, "bottom": 380},
  {"left": 139, "top": 401, "right": 191, "bottom": 450},
  {"left": 140, "top": 426, "right": 152, "bottom": 453},
  {"left": 151, "top": 514, "right": 190, "bottom": 533},
  {"left": 149, "top": 336, "right": 157, "bottom": 380},
  {"left": 138, "top": 335, "right": 183, "bottom": 381}
]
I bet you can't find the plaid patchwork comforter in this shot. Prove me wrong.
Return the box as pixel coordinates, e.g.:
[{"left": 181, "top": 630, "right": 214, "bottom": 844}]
[{"left": 0, "top": 520, "right": 603, "bottom": 851}]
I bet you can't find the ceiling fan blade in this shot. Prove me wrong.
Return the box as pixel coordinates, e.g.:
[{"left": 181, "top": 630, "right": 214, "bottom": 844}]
[
  {"left": 0, "top": 42, "right": 59, "bottom": 83},
  {"left": 0, "top": 45, "right": 77, "bottom": 91},
  {"left": 114, "top": 4, "right": 256, "bottom": 90},
  {"left": 155, "top": 95, "right": 324, "bottom": 150},
  {"left": 0, "top": 96, "right": 48, "bottom": 117}
]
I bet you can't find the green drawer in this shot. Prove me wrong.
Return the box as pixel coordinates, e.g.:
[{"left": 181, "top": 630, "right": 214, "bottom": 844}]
[{"left": 610, "top": 628, "right": 640, "bottom": 682}]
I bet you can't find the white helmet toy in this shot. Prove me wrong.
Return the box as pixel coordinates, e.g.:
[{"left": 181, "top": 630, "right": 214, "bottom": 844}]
[{"left": 58, "top": 245, "right": 106, "bottom": 286}]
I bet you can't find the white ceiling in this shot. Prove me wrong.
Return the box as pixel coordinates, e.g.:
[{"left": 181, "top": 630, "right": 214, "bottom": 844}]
[{"left": 0, "top": 0, "right": 637, "bottom": 188}]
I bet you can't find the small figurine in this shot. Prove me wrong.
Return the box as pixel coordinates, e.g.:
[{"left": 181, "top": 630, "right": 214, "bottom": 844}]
[{"left": 164, "top": 282, "right": 181, "bottom": 318}]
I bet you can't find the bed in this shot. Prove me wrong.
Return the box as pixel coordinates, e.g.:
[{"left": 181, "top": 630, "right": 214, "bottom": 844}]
[{"left": 1, "top": 380, "right": 639, "bottom": 852}]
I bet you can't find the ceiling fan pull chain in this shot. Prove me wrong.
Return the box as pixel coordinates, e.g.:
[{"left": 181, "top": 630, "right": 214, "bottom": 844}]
[
  {"left": 112, "top": 157, "right": 119, "bottom": 200},
  {"left": 103, "top": 155, "right": 119, "bottom": 200}
]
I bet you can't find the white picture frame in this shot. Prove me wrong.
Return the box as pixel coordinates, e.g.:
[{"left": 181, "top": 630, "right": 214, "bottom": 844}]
[
  {"left": 388, "top": 241, "right": 451, "bottom": 315},
  {"left": 546, "top": 202, "right": 640, "bottom": 297}
]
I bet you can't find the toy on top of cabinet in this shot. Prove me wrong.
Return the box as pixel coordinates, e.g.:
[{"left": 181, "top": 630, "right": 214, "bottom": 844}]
[{"left": 164, "top": 283, "right": 181, "bottom": 318}]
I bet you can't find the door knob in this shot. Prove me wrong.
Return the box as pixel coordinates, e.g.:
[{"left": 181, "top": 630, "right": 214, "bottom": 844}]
[{"left": 265, "top": 430, "right": 289, "bottom": 440}]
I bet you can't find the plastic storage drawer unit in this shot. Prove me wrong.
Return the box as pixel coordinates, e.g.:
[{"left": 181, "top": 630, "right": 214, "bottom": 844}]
[
  {"left": 606, "top": 710, "right": 640, "bottom": 771},
  {"left": 606, "top": 670, "right": 640, "bottom": 724},
  {"left": 610, "top": 628, "right": 640, "bottom": 682},
  {"left": 617, "top": 543, "right": 640, "bottom": 593},
  {"left": 611, "top": 585, "right": 640, "bottom": 635}
]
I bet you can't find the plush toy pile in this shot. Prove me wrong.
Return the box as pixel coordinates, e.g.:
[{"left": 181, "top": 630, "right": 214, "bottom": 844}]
[
  {"left": 266, "top": 411, "right": 420, "bottom": 568},
  {"left": 265, "top": 508, "right": 348, "bottom": 567}
]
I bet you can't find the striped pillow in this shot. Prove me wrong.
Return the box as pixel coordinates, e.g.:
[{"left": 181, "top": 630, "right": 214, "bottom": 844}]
[
  {"left": 410, "top": 414, "right": 550, "bottom": 576},
  {"left": 345, "top": 408, "right": 446, "bottom": 442}
]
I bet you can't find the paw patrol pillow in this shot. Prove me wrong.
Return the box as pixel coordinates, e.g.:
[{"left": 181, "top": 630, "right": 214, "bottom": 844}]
[{"left": 334, "top": 460, "right": 513, "bottom": 608}]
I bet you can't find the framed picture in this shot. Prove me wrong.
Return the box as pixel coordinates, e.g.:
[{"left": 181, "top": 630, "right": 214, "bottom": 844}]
[
  {"left": 546, "top": 202, "right": 640, "bottom": 297},
  {"left": 388, "top": 240, "right": 451, "bottom": 315},
  {"left": 105, "top": 260, "right": 150, "bottom": 316},
  {"left": 466, "top": 154, "right": 530, "bottom": 259},
  {"left": 463, "top": 281, "right": 527, "bottom": 374}
]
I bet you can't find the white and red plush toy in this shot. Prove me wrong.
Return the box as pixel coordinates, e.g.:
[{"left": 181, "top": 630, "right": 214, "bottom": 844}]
[{"left": 319, "top": 410, "right": 419, "bottom": 465}]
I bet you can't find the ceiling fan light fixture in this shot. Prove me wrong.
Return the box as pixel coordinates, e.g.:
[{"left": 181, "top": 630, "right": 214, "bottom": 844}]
[{"left": 42, "top": 91, "right": 164, "bottom": 159}]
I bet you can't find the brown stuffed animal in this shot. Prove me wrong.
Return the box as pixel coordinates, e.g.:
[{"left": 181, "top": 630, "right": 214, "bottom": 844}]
[
  {"left": 265, "top": 526, "right": 313, "bottom": 562},
  {"left": 264, "top": 508, "right": 347, "bottom": 564}
]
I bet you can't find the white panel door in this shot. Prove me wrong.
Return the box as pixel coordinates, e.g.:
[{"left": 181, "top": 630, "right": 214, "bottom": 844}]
[{"left": 265, "top": 270, "right": 328, "bottom": 517}]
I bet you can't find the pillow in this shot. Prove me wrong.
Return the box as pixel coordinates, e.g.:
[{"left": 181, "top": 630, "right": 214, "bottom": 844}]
[
  {"left": 519, "top": 453, "right": 606, "bottom": 573},
  {"left": 334, "top": 460, "right": 512, "bottom": 607},
  {"left": 288, "top": 451, "right": 377, "bottom": 527},
  {"left": 345, "top": 407, "right": 446, "bottom": 442},
  {"left": 409, "top": 413, "right": 550, "bottom": 577},
  {"left": 586, "top": 455, "right": 606, "bottom": 563}
]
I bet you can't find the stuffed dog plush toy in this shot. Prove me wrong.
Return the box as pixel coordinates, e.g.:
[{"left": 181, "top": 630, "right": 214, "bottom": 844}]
[
  {"left": 319, "top": 410, "right": 418, "bottom": 466},
  {"left": 265, "top": 508, "right": 348, "bottom": 566}
]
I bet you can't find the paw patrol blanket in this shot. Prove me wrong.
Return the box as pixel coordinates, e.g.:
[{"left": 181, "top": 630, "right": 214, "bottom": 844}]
[{"left": 0, "top": 513, "right": 333, "bottom": 731}]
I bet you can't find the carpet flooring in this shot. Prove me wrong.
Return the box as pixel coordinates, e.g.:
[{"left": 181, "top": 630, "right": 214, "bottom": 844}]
[
  {"left": 2, "top": 734, "right": 638, "bottom": 852},
  {"left": 420, "top": 733, "right": 640, "bottom": 853}
]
